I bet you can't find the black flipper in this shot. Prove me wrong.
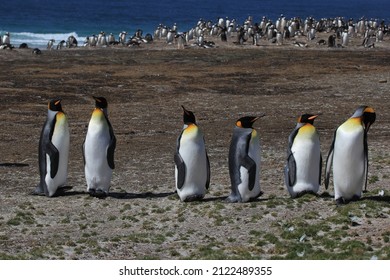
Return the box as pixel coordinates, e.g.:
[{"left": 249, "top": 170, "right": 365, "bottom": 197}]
[
  {"left": 174, "top": 152, "right": 186, "bottom": 190},
  {"left": 205, "top": 151, "right": 210, "bottom": 190},
  {"left": 319, "top": 152, "right": 323, "bottom": 185},
  {"left": 285, "top": 127, "right": 299, "bottom": 187},
  {"left": 106, "top": 117, "right": 116, "bottom": 170},
  {"left": 363, "top": 130, "right": 369, "bottom": 192},
  {"left": 82, "top": 139, "right": 86, "bottom": 166},
  {"left": 286, "top": 153, "right": 296, "bottom": 187},
  {"left": 107, "top": 134, "right": 116, "bottom": 169},
  {"left": 46, "top": 141, "right": 59, "bottom": 179},
  {"left": 242, "top": 155, "right": 257, "bottom": 191},
  {"left": 325, "top": 130, "right": 337, "bottom": 190}
]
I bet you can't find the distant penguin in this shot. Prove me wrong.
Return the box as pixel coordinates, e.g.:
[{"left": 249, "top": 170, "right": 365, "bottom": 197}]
[
  {"left": 89, "top": 34, "right": 97, "bottom": 46},
  {"left": 56, "top": 40, "right": 66, "bottom": 49},
  {"left": 47, "top": 39, "right": 55, "bottom": 50},
  {"left": 2, "top": 32, "right": 10, "bottom": 45},
  {"left": 83, "top": 96, "right": 116, "bottom": 198},
  {"left": 226, "top": 115, "right": 264, "bottom": 203},
  {"left": 144, "top": 33, "right": 153, "bottom": 43},
  {"left": 66, "top": 35, "right": 78, "bottom": 48},
  {"left": 328, "top": 34, "right": 336, "bottom": 47},
  {"left": 32, "top": 48, "right": 42, "bottom": 55},
  {"left": 341, "top": 30, "right": 349, "bottom": 46},
  {"left": 284, "top": 114, "right": 322, "bottom": 198},
  {"left": 325, "top": 106, "right": 376, "bottom": 204},
  {"left": 307, "top": 28, "right": 316, "bottom": 41},
  {"left": 97, "top": 31, "right": 107, "bottom": 46},
  {"left": 166, "top": 29, "right": 174, "bottom": 44},
  {"left": 19, "top": 43, "right": 29, "bottom": 49},
  {"left": 174, "top": 106, "right": 210, "bottom": 202},
  {"left": 119, "top": 31, "right": 127, "bottom": 45},
  {"left": 35, "top": 99, "right": 70, "bottom": 197},
  {"left": 276, "top": 32, "right": 283, "bottom": 45},
  {"left": 108, "top": 33, "right": 115, "bottom": 45}
]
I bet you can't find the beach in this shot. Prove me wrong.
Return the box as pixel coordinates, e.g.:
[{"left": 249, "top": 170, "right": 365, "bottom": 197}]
[{"left": 1, "top": 33, "right": 390, "bottom": 259}]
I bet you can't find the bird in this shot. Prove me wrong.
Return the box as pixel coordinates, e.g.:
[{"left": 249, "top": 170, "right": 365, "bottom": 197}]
[
  {"left": 35, "top": 98, "right": 70, "bottom": 197},
  {"left": 285, "top": 114, "right": 322, "bottom": 198},
  {"left": 83, "top": 96, "right": 116, "bottom": 198},
  {"left": 226, "top": 115, "right": 264, "bottom": 202},
  {"left": 174, "top": 106, "right": 210, "bottom": 202},
  {"left": 325, "top": 106, "right": 376, "bottom": 204}
]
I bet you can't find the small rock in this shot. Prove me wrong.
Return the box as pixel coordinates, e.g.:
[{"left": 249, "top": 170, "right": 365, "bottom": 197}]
[
  {"left": 297, "top": 251, "right": 305, "bottom": 257},
  {"left": 350, "top": 216, "right": 362, "bottom": 226}
]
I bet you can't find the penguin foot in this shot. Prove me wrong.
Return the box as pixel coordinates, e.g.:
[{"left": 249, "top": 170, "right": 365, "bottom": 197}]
[
  {"left": 31, "top": 185, "right": 45, "bottom": 196},
  {"left": 55, "top": 186, "right": 73, "bottom": 196},
  {"left": 88, "top": 189, "right": 108, "bottom": 199},
  {"left": 31, "top": 189, "right": 45, "bottom": 196},
  {"left": 225, "top": 195, "right": 241, "bottom": 203},
  {"left": 294, "top": 190, "right": 317, "bottom": 199},
  {"left": 336, "top": 195, "right": 361, "bottom": 205},
  {"left": 335, "top": 197, "right": 347, "bottom": 205},
  {"left": 182, "top": 194, "right": 204, "bottom": 202},
  {"left": 254, "top": 191, "right": 264, "bottom": 200}
]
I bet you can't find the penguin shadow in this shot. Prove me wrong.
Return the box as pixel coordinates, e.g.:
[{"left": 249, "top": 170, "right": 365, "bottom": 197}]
[
  {"left": 203, "top": 192, "right": 270, "bottom": 203},
  {"left": 108, "top": 191, "right": 177, "bottom": 200},
  {"left": 30, "top": 188, "right": 177, "bottom": 200},
  {"left": 0, "top": 162, "right": 29, "bottom": 167},
  {"left": 29, "top": 186, "right": 85, "bottom": 198},
  {"left": 361, "top": 194, "right": 390, "bottom": 203}
]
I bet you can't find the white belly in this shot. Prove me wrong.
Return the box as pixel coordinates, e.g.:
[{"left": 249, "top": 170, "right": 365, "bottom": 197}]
[
  {"left": 45, "top": 118, "right": 70, "bottom": 197},
  {"left": 238, "top": 134, "right": 261, "bottom": 202},
  {"left": 289, "top": 135, "right": 321, "bottom": 195},
  {"left": 333, "top": 128, "right": 365, "bottom": 200},
  {"left": 176, "top": 137, "right": 208, "bottom": 201},
  {"left": 84, "top": 123, "right": 112, "bottom": 192}
]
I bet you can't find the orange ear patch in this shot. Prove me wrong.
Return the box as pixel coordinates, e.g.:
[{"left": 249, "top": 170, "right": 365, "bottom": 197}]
[{"left": 364, "top": 107, "right": 375, "bottom": 113}]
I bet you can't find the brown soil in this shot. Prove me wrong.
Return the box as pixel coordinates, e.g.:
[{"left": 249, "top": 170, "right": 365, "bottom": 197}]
[{"left": 0, "top": 33, "right": 390, "bottom": 259}]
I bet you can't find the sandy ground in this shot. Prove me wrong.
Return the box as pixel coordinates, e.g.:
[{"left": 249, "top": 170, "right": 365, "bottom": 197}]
[{"left": 0, "top": 32, "right": 390, "bottom": 259}]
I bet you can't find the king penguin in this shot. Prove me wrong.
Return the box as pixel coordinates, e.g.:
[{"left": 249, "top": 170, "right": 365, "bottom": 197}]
[
  {"left": 174, "top": 106, "right": 210, "bottom": 202},
  {"left": 284, "top": 114, "right": 322, "bottom": 198},
  {"left": 325, "top": 106, "right": 376, "bottom": 204},
  {"left": 226, "top": 115, "right": 264, "bottom": 203},
  {"left": 83, "top": 96, "right": 116, "bottom": 197},
  {"left": 35, "top": 98, "right": 70, "bottom": 197}
]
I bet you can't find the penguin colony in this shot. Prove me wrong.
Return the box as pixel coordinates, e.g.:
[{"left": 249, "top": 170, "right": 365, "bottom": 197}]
[
  {"left": 1, "top": 15, "right": 388, "bottom": 51},
  {"left": 36, "top": 98, "right": 376, "bottom": 205}
]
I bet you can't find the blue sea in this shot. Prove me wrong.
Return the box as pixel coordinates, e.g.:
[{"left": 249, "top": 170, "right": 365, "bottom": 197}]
[{"left": 0, "top": 0, "right": 388, "bottom": 48}]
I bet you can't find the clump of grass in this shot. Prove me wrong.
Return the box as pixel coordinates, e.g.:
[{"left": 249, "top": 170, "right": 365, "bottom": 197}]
[{"left": 7, "top": 211, "right": 35, "bottom": 226}]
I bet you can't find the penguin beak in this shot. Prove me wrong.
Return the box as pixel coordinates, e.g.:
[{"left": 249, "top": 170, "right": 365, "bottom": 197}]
[
  {"left": 308, "top": 114, "right": 319, "bottom": 120},
  {"left": 363, "top": 108, "right": 376, "bottom": 133},
  {"left": 252, "top": 114, "right": 266, "bottom": 123},
  {"left": 181, "top": 105, "right": 191, "bottom": 116},
  {"left": 93, "top": 96, "right": 101, "bottom": 103},
  {"left": 54, "top": 99, "right": 61, "bottom": 106}
]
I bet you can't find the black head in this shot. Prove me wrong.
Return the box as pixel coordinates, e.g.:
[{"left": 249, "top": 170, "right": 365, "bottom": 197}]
[
  {"left": 236, "top": 115, "right": 264, "bottom": 128},
  {"left": 351, "top": 106, "right": 376, "bottom": 132},
  {"left": 181, "top": 105, "right": 196, "bottom": 125},
  {"left": 93, "top": 96, "right": 108, "bottom": 109},
  {"left": 298, "top": 114, "right": 319, "bottom": 125},
  {"left": 48, "top": 98, "right": 63, "bottom": 112},
  {"left": 362, "top": 106, "right": 376, "bottom": 132}
]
